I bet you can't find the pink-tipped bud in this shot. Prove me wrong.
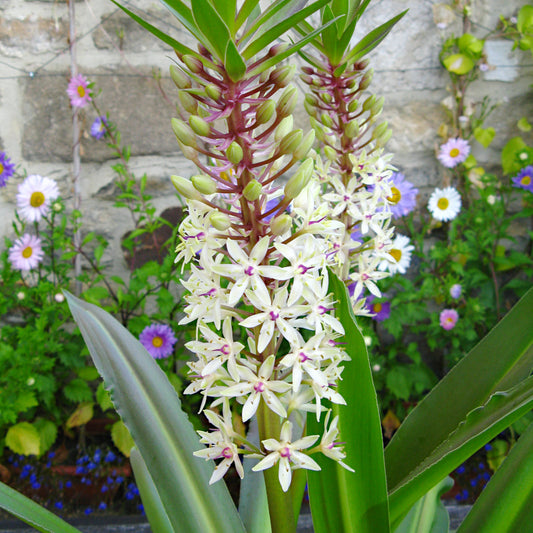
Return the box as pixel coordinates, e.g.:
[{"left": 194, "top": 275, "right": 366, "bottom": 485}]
[
  {"left": 209, "top": 211, "right": 231, "bottom": 231},
  {"left": 293, "top": 130, "right": 315, "bottom": 160},
  {"left": 278, "top": 129, "right": 303, "bottom": 155},
  {"left": 270, "top": 214, "right": 292, "bottom": 236},
  {"left": 171, "top": 175, "right": 202, "bottom": 200},
  {"left": 191, "top": 174, "right": 217, "bottom": 195},
  {"left": 182, "top": 54, "right": 204, "bottom": 73},
  {"left": 226, "top": 142, "right": 244, "bottom": 165},
  {"left": 179, "top": 91, "right": 198, "bottom": 114},
  {"left": 275, "top": 116, "right": 294, "bottom": 142},
  {"left": 242, "top": 179, "right": 262, "bottom": 202},
  {"left": 256, "top": 99, "right": 276, "bottom": 125},
  {"left": 169, "top": 65, "right": 191, "bottom": 89},
  {"left": 284, "top": 158, "right": 314, "bottom": 199},
  {"left": 269, "top": 43, "right": 290, "bottom": 56},
  {"left": 171, "top": 118, "right": 197, "bottom": 147},
  {"left": 189, "top": 115, "right": 211, "bottom": 137},
  {"left": 301, "top": 66, "right": 314, "bottom": 75},
  {"left": 299, "top": 73, "right": 314, "bottom": 85}
]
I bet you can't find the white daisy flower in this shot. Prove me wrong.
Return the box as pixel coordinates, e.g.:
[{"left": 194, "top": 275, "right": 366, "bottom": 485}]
[
  {"left": 8, "top": 233, "right": 44, "bottom": 271},
  {"left": 428, "top": 187, "right": 462, "bottom": 222},
  {"left": 378, "top": 234, "right": 414, "bottom": 274},
  {"left": 16, "top": 175, "right": 59, "bottom": 222}
]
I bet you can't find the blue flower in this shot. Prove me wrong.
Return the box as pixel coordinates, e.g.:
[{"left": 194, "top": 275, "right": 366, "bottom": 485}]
[
  {"left": 105, "top": 451, "right": 116, "bottom": 463},
  {"left": 90, "top": 116, "right": 108, "bottom": 140},
  {"left": 455, "top": 465, "right": 466, "bottom": 475},
  {"left": 54, "top": 502, "right": 64, "bottom": 510},
  {"left": 84, "top": 507, "right": 93, "bottom": 515},
  {"left": 98, "top": 501, "right": 107, "bottom": 511},
  {"left": 0, "top": 151, "right": 15, "bottom": 188}
]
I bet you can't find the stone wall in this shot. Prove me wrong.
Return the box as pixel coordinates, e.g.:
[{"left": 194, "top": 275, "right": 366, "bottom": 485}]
[{"left": 0, "top": 0, "right": 532, "bottom": 275}]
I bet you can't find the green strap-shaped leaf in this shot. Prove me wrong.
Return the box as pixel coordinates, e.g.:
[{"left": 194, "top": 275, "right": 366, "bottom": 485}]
[
  {"left": 191, "top": 0, "right": 232, "bottom": 61},
  {"left": 330, "top": 0, "right": 349, "bottom": 34},
  {"left": 242, "top": 0, "right": 294, "bottom": 41},
  {"left": 386, "top": 287, "right": 533, "bottom": 492},
  {"left": 130, "top": 448, "right": 174, "bottom": 533},
  {"left": 457, "top": 421, "right": 533, "bottom": 533},
  {"left": 209, "top": 0, "right": 237, "bottom": 36},
  {"left": 307, "top": 269, "right": 390, "bottom": 533},
  {"left": 225, "top": 40, "right": 247, "bottom": 82},
  {"left": 111, "top": 1, "right": 200, "bottom": 59},
  {"left": 394, "top": 477, "right": 453, "bottom": 533},
  {"left": 320, "top": 6, "right": 338, "bottom": 64},
  {"left": 242, "top": 0, "right": 330, "bottom": 59},
  {"left": 346, "top": 10, "right": 408, "bottom": 64},
  {"left": 235, "top": 0, "right": 260, "bottom": 31},
  {"left": 64, "top": 291, "right": 246, "bottom": 533},
  {"left": 0, "top": 481, "right": 81, "bottom": 533},
  {"left": 160, "top": 0, "right": 206, "bottom": 45}
]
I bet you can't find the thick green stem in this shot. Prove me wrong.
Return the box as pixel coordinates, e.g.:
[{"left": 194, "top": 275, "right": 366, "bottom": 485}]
[{"left": 257, "top": 401, "right": 296, "bottom": 533}]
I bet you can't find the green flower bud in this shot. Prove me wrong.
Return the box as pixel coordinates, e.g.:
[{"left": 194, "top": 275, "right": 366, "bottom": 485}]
[
  {"left": 359, "top": 69, "right": 374, "bottom": 90},
  {"left": 345, "top": 120, "right": 360, "bottom": 139},
  {"left": 300, "top": 73, "right": 314, "bottom": 85},
  {"left": 372, "top": 121, "right": 389, "bottom": 141},
  {"left": 348, "top": 100, "right": 360, "bottom": 113},
  {"left": 268, "top": 43, "right": 290, "bottom": 56},
  {"left": 182, "top": 54, "right": 203, "bottom": 73},
  {"left": 169, "top": 65, "right": 191, "bottom": 89},
  {"left": 310, "top": 117, "right": 325, "bottom": 142},
  {"left": 209, "top": 211, "right": 231, "bottom": 231},
  {"left": 275, "top": 116, "right": 294, "bottom": 142},
  {"left": 227, "top": 142, "right": 244, "bottom": 165},
  {"left": 375, "top": 127, "right": 392, "bottom": 148},
  {"left": 324, "top": 145, "right": 337, "bottom": 161},
  {"left": 321, "top": 113, "right": 334, "bottom": 128},
  {"left": 171, "top": 118, "right": 197, "bottom": 147},
  {"left": 305, "top": 94, "right": 318, "bottom": 106},
  {"left": 178, "top": 91, "right": 198, "bottom": 114},
  {"left": 276, "top": 87, "right": 297, "bottom": 117},
  {"left": 293, "top": 130, "right": 315, "bottom": 160},
  {"left": 191, "top": 174, "right": 217, "bottom": 195},
  {"left": 320, "top": 93, "right": 332, "bottom": 104},
  {"left": 304, "top": 99, "right": 317, "bottom": 118},
  {"left": 189, "top": 115, "right": 211, "bottom": 137},
  {"left": 256, "top": 99, "right": 276, "bottom": 125},
  {"left": 278, "top": 129, "right": 303, "bottom": 155},
  {"left": 171, "top": 175, "right": 202, "bottom": 200},
  {"left": 205, "top": 84, "right": 222, "bottom": 100},
  {"left": 243, "top": 179, "right": 262, "bottom": 201},
  {"left": 270, "top": 214, "right": 292, "bottom": 236},
  {"left": 362, "top": 95, "right": 376, "bottom": 113},
  {"left": 371, "top": 96, "right": 385, "bottom": 117},
  {"left": 270, "top": 64, "right": 296, "bottom": 87},
  {"left": 284, "top": 158, "right": 314, "bottom": 199}
]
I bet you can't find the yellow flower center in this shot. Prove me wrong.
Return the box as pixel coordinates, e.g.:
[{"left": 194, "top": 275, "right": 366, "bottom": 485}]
[
  {"left": 389, "top": 248, "right": 402, "bottom": 262},
  {"left": 22, "top": 246, "right": 33, "bottom": 259},
  {"left": 152, "top": 336, "right": 164, "bottom": 348},
  {"left": 387, "top": 186, "right": 402, "bottom": 205},
  {"left": 449, "top": 148, "right": 460, "bottom": 158},
  {"left": 520, "top": 175, "right": 532, "bottom": 186},
  {"left": 77, "top": 85, "right": 86, "bottom": 97},
  {"left": 373, "top": 303, "right": 383, "bottom": 313},
  {"left": 0, "top": 163, "right": 4, "bottom": 175},
  {"left": 437, "top": 197, "right": 449, "bottom": 210},
  {"left": 30, "top": 191, "right": 45, "bottom": 208}
]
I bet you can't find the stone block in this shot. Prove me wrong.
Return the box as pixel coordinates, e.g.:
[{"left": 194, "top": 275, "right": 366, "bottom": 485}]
[
  {"left": 0, "top": 14, "right": 67, "bottom": 56},
  {"left": 22, "top": 70, "right": 182, "bottom": 162}
]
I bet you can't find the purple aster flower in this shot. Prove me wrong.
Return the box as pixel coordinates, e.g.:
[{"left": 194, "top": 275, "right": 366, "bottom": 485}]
[
  {"left": 437, "top": 137, "right": 470, "bottom": 168},
  {"left": 511, "top": 166, "right": 533, "bottom": 192},
  {"left": 439, "top": 309, "right": 459, "bottom": 330},
  {"left": 367, "top": 295, "right": 391, "bottom": 322},
  {"left": 139, "top": 323, "right": 177, "bottom": 359},
  {"left": 90, "top": 116, "right": 108, "bottom": 140},
  {"left": 8, "top": 234, "right": 44, "bottom": 271},
  {"left": 450, "top": 284, "right": 462, "bottom": 299},
  {"left": 387, "top": 172, "right": 419, "bottom": 218},
  {"left": 67, "top": 74, "right": 92, "bottom": 108},
  {"left": 0, "top": 151, "right": 15, "bottom": 187}
]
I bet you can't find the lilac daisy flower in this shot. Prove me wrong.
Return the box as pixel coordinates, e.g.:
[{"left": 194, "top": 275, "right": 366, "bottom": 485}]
[
  {"left": 16, "top": 174, "right": 60, "bottom": 223},
  {"left": 366, "top": 295, "right": 391, "bottom": 322},
  {"left": 8, "top": 234, "right": 44, "bottom": 271},
  {"left": 139, "top": 324, "right": 177, "bottom": 359},
  {"left": 450, "top": 284, "right": 462, "bottom": 299},
  {"left": 437, "top": 138, "right": 470, "bottom": 168},
  {"left": 90, "top": 116, "right": 108, "bottom": 140},
  {"left": 67, "top": 74, "right": 92, "bottom": 108},
  {"left": 0, "top": 151, "right": 15, "bottom": 187},
  {"left": 511, "top": 166, "right": 533, "bottom": 193},
  {"left": 387, "top": 172, "right": 419, "bottom": 218},
  {"left": 440, "top": 309, "right": 459, "bottom": 330}
]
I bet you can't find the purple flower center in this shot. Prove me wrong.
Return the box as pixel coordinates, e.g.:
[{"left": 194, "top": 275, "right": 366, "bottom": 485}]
[
  {"left": 298, "top": 352, "right": 309, "bottom": 363},
  {"left": 297, "top": 264, "right": 310, "bottom": 274},
  {"left": 269, "top": 310, "right": 279, "bottom": 321},
  {"left": 254, "top": 381, "right": 266, "bottom": 393},
  {"left": 221, "top": 344, "right": 231, "bottom": 355},
  {"left": 221, "top": 447, "right": 233, "bottom": 459},
  {"left": 244, "top": 265, "right": 255, "bottom": 276},
  {"left": 280, "top": 447, "right": 291, "bottom": 458},
  {"left": 318, "top": 305, "right": 333, "bottom": 315}
]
